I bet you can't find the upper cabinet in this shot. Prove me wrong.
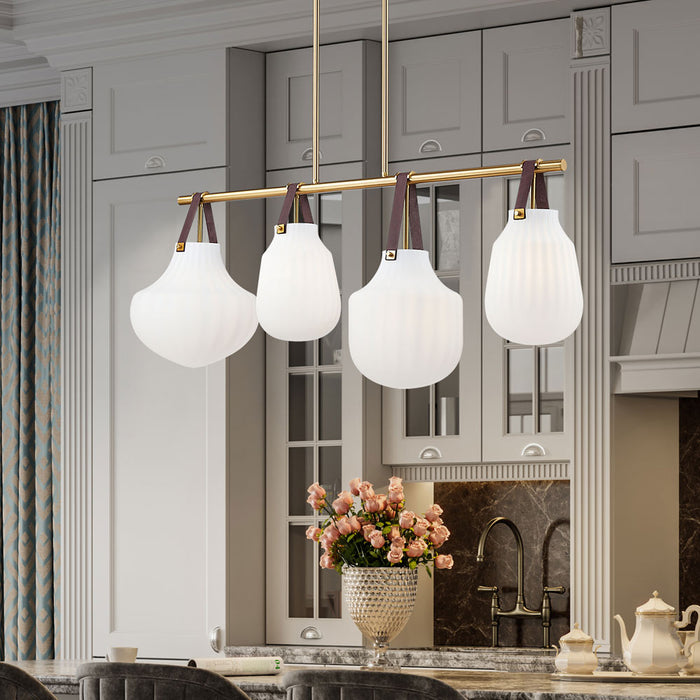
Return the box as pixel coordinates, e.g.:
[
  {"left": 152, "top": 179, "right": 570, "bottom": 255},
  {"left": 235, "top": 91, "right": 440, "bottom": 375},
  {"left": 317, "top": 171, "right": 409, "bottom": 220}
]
[
  {"left": 266, "top": 41, "right": 380, "bottom": 170},
  {"left": 482, "top": 19, "right": 570, "bottom": 152},
  {"left": 612, "top": 0, "right": 700, "bottom": 134},
  {"left": 388, "top": 32, "right": 481, "bottom": 162},
  {"left": 93, "top": 49, "right": 227, "bottom": 180},
  {"left": 612, "top": 126, "right": 700, "bottom": 263}
]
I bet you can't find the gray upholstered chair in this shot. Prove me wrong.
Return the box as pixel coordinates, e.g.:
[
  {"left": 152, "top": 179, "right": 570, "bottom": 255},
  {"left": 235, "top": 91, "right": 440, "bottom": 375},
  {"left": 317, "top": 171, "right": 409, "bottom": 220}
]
[
  {"left": 282, "top": 668, "right": 464, "bottom": 700},
  {"left": 77, "top": 662, "right": 252, "bottom": 700},
  {"left": 0, "top": 663, "right": 57, "bottom": 700}
]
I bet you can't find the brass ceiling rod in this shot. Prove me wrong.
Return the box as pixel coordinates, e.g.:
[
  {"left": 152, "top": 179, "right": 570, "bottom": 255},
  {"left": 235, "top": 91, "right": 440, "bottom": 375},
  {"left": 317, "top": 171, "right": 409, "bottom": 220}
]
[{"left": 177, "top": 160, "right": 567, "bottom": 206}]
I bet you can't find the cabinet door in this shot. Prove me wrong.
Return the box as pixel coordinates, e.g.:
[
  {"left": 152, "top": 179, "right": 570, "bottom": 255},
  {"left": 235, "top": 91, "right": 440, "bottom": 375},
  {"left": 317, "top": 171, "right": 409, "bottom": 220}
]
[
  {"left": 612, "top": 126, "right": 700, "bottom": 263},
  {"left": 266, "top": 41, "right": 380, "bottom": 170},
  {"left": 93, "top": 49, "right": 227, "bottom": 179},
  {"left": 482, "top": 146, "right": 574, "bottom": 463},
  {"left": 612, "top": 0, "right": 700, "bottom": 133},
  {"left": 93, "top": 169, "right": 227, "bottom": 658},
  {"left": 265, "top": 162, "right": 383, "bottom": 645},
  {"left": 483, "top": 19, "right": 569, "bottom": 152},
  {"left": 389, "top": 32, "right": 481, "bottom": 161},
  {"left": 382, "top": 154, "right": 482, "bottom": 466}
]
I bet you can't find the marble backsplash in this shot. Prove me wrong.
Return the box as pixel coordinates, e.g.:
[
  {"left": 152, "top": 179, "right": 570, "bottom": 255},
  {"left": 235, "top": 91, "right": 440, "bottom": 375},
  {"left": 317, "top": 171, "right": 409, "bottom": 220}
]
[
  {"left": 679, "top": 397, "right": 700, "bottom": 611},
  {"left": 434, "top": 480, "right": 570, "bottom": 648}
]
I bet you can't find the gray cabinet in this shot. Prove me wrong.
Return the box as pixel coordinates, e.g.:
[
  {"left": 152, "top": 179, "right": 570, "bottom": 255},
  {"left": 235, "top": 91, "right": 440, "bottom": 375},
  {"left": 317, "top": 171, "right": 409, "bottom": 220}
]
[
  {"left": 612, "top": 126, "right": 700, "bottom": 263},
  {"left": 93, "top": 49, "right": 227, "bottom": 180},
  {"left": 266, "top": 41, "right": 380, "bottom": 170},
  {"left": 612, "top": 0, "right": 700, "bottom": 134},
  {"left": 382, "top": 154, "right": 482, "bottom": 465},
  {"left": 388, "top": 32, "right": 481, "bottom": 162},
  {"left": 482, "top": 145, "right": 574, "bottom": 463},
  {"left": 264, "top": 162, "right": 385, "bottom": 645},
  {"left": 483, "top": 19, "right": 569, "bottom": 152}
]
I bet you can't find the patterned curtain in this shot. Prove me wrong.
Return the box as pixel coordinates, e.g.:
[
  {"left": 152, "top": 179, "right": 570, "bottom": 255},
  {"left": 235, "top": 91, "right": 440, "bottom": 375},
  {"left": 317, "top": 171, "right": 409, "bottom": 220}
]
[{"left": 0, "top": 101, "right": 60, "bottom": 659}]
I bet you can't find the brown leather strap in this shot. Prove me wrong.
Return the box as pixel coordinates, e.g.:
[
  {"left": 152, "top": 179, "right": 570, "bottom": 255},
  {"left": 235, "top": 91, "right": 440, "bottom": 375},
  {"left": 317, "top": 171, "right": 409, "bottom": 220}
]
[
  {"left": 514, "top": 160, "right": 550, "bottom": 218},
  {"left": 276, "top": 183, "right": 314, "bottom": 232},
  {"left": 385, "top": 172, "right": 424, "bottom": 260},
  {"left": 176, "top": 193, "right": 218, "bottom": 251}
]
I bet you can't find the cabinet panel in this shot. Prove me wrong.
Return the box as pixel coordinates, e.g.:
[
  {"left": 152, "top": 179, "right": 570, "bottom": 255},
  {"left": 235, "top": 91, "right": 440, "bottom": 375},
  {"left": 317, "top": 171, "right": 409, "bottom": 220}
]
[
  {"left": 93, "top": 169, "right": 227, "bottom": 658},
  {"left": 389, "top": 32, "right": 481, "bottom": 161},
  {"left": 382, "top": 154, "right": 482, "bottom": 465},
  {"left": 482, "top": 145, "right": 574, "bottom": 463},
  {"left": 93, "top": 50, "right": 227, "bottom": 179},
  {"left": 265, "top": 162, "right": 383, "bottom": 645},
  {"left": 612, "top": 126, "right": 700, "bottom": 263},
  {"left": 483, "top": 19, "right": 569, "bottom": 152},
  {"left": 266, "top": 42, "right": 379, "bottom": 170},
  {"left": 612, "top": 0, "right": 700, "bottom": 133}
]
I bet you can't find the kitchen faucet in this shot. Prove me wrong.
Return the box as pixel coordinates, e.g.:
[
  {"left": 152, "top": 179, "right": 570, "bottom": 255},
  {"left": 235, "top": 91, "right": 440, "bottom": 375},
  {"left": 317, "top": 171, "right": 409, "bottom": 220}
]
[{"left": 476, "top": 516, "right": 565, "bottom": 647}]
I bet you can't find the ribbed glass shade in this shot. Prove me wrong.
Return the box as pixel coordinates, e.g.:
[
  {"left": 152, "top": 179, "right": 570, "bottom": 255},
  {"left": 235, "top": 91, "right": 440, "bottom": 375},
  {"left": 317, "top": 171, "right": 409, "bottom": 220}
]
[
  {"left": 256, "top": 222, "right": 341, "bottom": 341},
  {"left": 349, "top": 249, "right": 463, "bottom": 389},
  {"left": 130, "top": 242, "right": 257, "bottom": 368},
  {"left": 484, "top": 208, "right": 583, "bottom": 346}
]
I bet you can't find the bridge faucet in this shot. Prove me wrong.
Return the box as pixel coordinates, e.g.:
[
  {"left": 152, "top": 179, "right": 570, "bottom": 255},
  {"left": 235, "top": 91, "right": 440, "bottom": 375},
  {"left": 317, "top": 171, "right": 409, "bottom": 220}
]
[{"left": 476, "top": 516, "right": 565, "bottom": 647}]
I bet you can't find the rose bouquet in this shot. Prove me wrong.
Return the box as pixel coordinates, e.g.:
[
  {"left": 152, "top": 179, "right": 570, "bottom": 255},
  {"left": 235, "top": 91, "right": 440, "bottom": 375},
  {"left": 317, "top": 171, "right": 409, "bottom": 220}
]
[{"left": 305, "top": 476, "right": 454, "bottom": 574}]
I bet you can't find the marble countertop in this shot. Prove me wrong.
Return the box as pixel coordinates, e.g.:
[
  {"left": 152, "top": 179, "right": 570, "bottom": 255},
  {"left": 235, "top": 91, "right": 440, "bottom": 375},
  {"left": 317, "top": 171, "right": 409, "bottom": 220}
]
[{"left": 6, "top": 659, "right": 700, "bottom": 700}]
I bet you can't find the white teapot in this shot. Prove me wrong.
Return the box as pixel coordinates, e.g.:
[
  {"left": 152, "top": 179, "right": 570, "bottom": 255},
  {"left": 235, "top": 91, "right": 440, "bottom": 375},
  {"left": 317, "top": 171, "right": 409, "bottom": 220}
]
[
  {"left": 553, "top": 623, "right": 599, "bottom": 674},
  {"left": 614, "top": 591, "right": 698, "bottom": 675},
  {"left": 678, "top": 605, "right": 700, "bottom": 675}
]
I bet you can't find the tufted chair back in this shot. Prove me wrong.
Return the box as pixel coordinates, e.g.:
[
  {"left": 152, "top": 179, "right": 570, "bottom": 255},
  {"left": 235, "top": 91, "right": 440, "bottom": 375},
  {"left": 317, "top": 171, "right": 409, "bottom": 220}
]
[
  {"left": 0, "top": 663, "right": 57, "bottom": 700},
  {"left": 77, "top": 662, "right": 252, "bottom": 700},
  {"left": 282, "top": 668, "right": 464, "bottom": 700}
]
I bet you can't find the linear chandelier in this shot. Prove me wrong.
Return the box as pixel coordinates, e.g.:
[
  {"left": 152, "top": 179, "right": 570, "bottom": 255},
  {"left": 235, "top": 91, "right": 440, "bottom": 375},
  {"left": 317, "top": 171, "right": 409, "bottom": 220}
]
[{"left": 131, "top": 0, "right": 582, "bottom": 388}]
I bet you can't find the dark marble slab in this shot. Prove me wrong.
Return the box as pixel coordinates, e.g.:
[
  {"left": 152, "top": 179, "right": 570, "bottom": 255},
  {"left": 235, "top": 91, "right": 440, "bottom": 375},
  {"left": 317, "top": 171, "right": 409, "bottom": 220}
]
[
  {"left": 680, "top": 397, "right": 700, "bottom": 614},
  {"left": 434, "top": 480, "right": 570, "bottom": 648}
]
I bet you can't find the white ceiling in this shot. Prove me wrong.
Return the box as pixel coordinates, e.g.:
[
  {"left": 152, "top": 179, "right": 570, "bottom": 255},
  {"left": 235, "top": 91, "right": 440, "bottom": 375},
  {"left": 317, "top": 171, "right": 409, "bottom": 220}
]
[{"left": 0, "top": 0, "right": 630, "bottom": 81}]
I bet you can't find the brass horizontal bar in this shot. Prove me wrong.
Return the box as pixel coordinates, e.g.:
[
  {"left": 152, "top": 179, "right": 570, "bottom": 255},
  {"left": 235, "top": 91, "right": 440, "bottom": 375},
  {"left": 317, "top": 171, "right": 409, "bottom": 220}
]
[{"left": 177, "top": 158, "right": 567, "bottom": 205}]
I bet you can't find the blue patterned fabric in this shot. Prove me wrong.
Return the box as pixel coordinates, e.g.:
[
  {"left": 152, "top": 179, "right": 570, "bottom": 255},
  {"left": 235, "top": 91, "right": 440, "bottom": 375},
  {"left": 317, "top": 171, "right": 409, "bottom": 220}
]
[{"left": 0, "top": 101, "right": 60, "bottom": 660}]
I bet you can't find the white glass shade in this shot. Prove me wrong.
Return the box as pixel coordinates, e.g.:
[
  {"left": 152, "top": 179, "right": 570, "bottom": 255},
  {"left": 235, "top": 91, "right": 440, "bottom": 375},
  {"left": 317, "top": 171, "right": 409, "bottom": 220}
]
[
  {"left": 484, "top": 208, "right": 583, "bottom": 346},
  {"left": 348, "top": 249, "right": 463, "bottom": 389},
  {"left": 130, "top": 242, "right": 257, "bottom": 368},
  {"left": 256, "top": 222, "right": 341, "bottom": 341}
]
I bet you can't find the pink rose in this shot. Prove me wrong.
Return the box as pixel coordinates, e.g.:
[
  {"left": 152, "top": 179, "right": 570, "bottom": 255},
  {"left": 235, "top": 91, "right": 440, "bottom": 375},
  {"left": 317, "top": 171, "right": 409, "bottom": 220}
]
[
  {"left": 429, "top": 524, "right": 450, "bottom": 547},
  {"left": 365, "top": 498, "right": 382, "bottom": 514},
  {"left": 369, "top": 531, "right": 386, "bottom": 549},
  {"left": 385, "top": 505, "right": 396, "bottom": 520},
  {"left": 425, "top": 504, "right": 443, "bottom": 523},
  {"left": 349, "top": 478, "right": 362, "bottom": 496},
  {"left": 307, "top": 482, "right": 326, "bottom": 499},
  {"left": 399, "top": 510, "right": 416, "bottom": 529},
  {"left": 387, "top": 477, "right": 405, "bottom": 504},
  {"left": 358, "top": 481, "right": 375, "bottom": 500},
  {"left": 387, "top": 548, "right": 403, "bottom": 564},
  {"left": 362, "top": 524, "right": 376, "bottom": 542},
  {"left": 375, "top": 494, "right": 387, "bottom": 510},
  {"left": 323, "top": 524, "right": 340, "bottom": 542},
  {"left": 435, "top": 554, "right": 454, "bottom": 570},
  {"left": 305, "top": 526, "right": 322, "bottom": 541},
  {"left": 406, "top": 538, "right": 427, "bottom": 558},
  {"left": 413, "top": 517, "right": 429, "bottom": 537},
  {"left": 306, "top": 493, "right": 325, "bottom": 510},
  {"left": 336, "top": 516, "right": 353, "bottom": 535},
  {"left": 319, "top": 553, "right": 336, "bottom": 569},
  {"left": 332, "top": 491, "right": 354, "bottom": 515},
  {"left": 391, "top": 536, "right": 406, "bottom": 549},
  {"left": 389, "top": 526, "right": 401, "bottom": 542},
  {"left": 388, "top": 476, "right": 403, "bottom": 490},
  {"left": 347, "top": 515, "right": 362, "bottom": 532}
]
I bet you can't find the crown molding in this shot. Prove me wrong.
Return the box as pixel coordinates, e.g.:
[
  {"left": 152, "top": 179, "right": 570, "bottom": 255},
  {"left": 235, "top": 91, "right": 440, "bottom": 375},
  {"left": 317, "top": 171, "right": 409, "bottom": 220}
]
[{"left": 10, "top": 0, "right": 632, "bottom": 69}]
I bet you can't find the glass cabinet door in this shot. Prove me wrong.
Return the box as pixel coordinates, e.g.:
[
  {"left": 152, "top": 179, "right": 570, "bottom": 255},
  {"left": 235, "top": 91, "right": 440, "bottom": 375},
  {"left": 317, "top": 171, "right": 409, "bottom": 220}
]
[
  {"left": 383, "top": 154, "right": 482, "bottom": 465},
  {"left": 482, "top": 145, "right": 574, "bottom": 463},
  {"left": 266, "top": 162, "right": 380, "bottom": 646}
]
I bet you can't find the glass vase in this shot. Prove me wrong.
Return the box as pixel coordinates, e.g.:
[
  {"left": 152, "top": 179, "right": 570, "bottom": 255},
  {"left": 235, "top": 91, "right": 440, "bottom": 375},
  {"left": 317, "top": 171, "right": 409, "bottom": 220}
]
[{"left": 342, "top": 565, "right": 418, "bottom": 669}]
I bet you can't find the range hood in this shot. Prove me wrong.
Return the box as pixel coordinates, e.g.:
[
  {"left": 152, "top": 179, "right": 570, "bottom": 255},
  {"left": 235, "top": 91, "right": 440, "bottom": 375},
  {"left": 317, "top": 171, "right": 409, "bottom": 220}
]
[{"left": 611, "top": 278, "right": 700, "bottom": 394}]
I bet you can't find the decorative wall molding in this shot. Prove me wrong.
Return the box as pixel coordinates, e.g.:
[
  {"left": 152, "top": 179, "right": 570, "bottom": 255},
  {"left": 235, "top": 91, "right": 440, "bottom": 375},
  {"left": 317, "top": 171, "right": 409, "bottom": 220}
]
[
  {"left": 611, "top": 259, "right": 700, "bottom": 285},
  {"left": 59, "top": 111, "right": 92, "bottom": 660},
  {"left": 570, "top": 55, "right": 611, "bottom": 651},
  {"left": 570, "top": 8, "right": 610, "bottom": 59},
  {"left": 0, "top": 43, "right": 59, "bottom": 107},
  {"left": 392, "top": 462, "right": 570, "bottom": 483},
  {"left": 60, "top": 67, "right": 91, "bottom": 112}
]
